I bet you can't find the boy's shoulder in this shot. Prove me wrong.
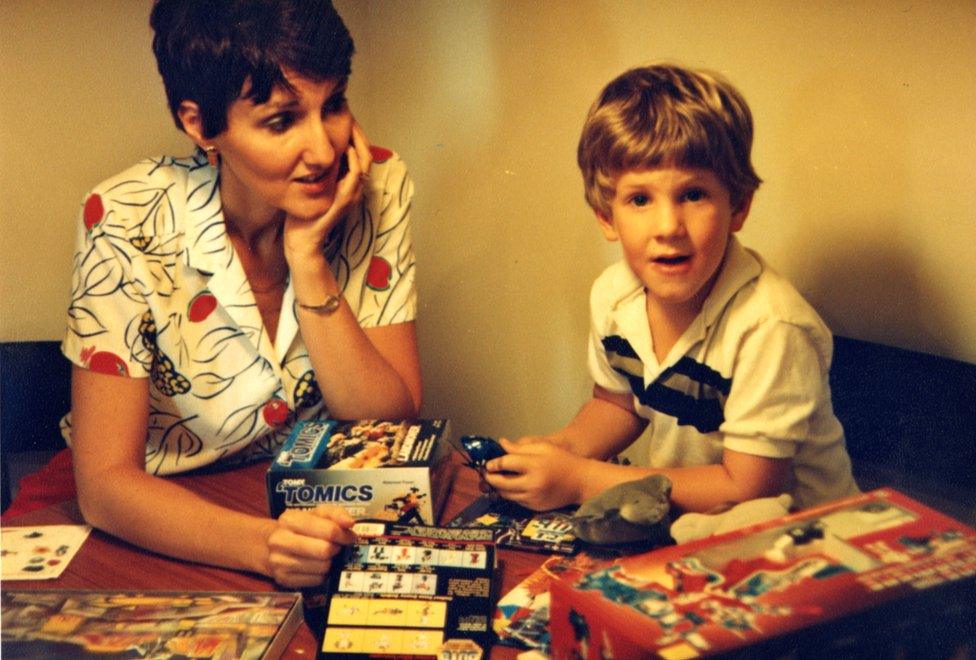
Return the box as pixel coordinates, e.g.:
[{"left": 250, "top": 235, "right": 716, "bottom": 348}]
[{"left": 710, "top": 240, "right": 833, "bottom": 362}]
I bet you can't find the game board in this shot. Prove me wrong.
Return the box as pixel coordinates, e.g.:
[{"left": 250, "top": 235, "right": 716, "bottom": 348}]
[{"left": 318, "top": 522, "right": 498, "bottom": 659}]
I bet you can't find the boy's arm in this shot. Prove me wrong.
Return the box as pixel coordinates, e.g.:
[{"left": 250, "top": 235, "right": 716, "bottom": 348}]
[
  {"left": 487, "top": 439, "right": 789, "bottom": 513},
  {"left": 484, "top": 386, "right": 646, "bottom": 510},
  {"left": 521, "top": 384, "right": 646, "bottom": 458},
  {"left": 570, "top": 448, "right": 791, "bottom": 512},
  {"left": 490, "top": 381, "right": 789, "bottom": 512}
]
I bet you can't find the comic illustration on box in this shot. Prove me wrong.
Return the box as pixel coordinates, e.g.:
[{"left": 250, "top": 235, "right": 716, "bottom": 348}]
[
  {"left": 1, "top": 590, "right": 302, "bottom": 659},
  {"left": 267, "top": 419, "right": 453, "bottom": 524}
]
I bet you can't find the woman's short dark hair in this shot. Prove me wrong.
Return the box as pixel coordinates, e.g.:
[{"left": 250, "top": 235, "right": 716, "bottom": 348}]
[{"left": 150, "top": 0, "right": 354, "bottom": 138}]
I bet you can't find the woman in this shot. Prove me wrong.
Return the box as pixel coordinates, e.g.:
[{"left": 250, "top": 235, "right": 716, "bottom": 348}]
[{"left": 24, "top": 0, "right": 421, "bottom": 587}]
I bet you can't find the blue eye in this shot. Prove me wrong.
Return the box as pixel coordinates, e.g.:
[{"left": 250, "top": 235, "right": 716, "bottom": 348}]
[{"left": 630, "top": 194, "right": 650, "bottom": 207}]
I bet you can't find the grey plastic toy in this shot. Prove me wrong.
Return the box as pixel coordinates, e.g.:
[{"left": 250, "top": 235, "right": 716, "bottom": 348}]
[{"left": 572, "top": 474, "right": 673, "bottom": 546}]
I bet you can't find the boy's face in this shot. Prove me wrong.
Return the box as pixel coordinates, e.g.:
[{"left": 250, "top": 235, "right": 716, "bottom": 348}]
[{"left": 597, "top": 166, "right": 751, "bottom": 323}]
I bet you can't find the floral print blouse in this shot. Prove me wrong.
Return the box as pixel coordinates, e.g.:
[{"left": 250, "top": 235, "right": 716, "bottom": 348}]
[{"left": 61, "top": 147, "right": 417, "bottom": 475}]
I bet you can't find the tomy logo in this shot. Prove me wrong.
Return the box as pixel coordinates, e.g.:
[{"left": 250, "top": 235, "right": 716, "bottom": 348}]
[
  {"left": 275, "top": 422, "right": 331, "bottom": 467},
  {"left": 275, "top": 482, "right": 373, "bottom": 505}
]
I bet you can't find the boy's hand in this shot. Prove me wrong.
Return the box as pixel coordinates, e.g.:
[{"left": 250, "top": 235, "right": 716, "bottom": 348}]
[
  {"left": 483, "top": 439, "right": 587, "bottom": 511},
  {"left": 265, "top": 504, "right": 358, "bottom": 587},
  {"left": 510, "top": 434, "right": 572, "bottom": 452}
]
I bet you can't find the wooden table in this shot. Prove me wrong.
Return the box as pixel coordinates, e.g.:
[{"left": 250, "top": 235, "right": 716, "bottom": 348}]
[{"left": 1, "top": 457, "right": 541, "bottom": 658}]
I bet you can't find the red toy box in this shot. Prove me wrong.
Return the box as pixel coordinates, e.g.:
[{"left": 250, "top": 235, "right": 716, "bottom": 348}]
[{"left": 549, "top": 488, "right": 976, "bottom": 658}]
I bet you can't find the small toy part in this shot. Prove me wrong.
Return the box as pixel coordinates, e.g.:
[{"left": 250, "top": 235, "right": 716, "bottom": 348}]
[
  {"left": 572, "top": 474, "right": 673, "bottom": 546},
  {"left": 670, "top": 493, "right": 793, "bottom": 545},
  {"left": 764, "top": 533, "right": 797, "bottom": 563},
  {"left": 459, "top": 435, "right": 507, "bottom": 467}
]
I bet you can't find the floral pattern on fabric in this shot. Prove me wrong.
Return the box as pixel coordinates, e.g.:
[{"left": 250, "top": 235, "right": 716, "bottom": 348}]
[{"left": 61, "top": 150, "right": 417, "bottom": 475}]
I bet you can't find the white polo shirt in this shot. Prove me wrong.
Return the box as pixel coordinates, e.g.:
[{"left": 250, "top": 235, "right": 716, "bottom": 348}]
[{"left": 588, "top": 238, "right": 859, "bottom": 509}]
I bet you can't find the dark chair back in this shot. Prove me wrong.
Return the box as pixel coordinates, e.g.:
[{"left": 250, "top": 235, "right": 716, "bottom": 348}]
[
  {"left": 0, "top": 341, "right": 71, "bottom": 512},
  {"left": 831, "top": 335, "right": 976, "bottom": 524}
]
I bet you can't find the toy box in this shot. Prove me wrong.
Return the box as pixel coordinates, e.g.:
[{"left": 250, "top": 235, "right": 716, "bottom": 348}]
[
  {"left": 267, "top": 419, "right": 454, "bottom": 524},
  {"left": 548, "top": 488, "right": 976, "bottom": 659}
]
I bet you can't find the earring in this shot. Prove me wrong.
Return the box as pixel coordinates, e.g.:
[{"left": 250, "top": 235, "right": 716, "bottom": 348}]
[{"left": 203, "top": 145, "right": 219, "bottom": 168}]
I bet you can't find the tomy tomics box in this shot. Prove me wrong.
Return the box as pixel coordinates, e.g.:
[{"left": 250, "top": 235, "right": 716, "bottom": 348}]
[{"left": 267, "top": 419, "right": 454, "bottom": 525}]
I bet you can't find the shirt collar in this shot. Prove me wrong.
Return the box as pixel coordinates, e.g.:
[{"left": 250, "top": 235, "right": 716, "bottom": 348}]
[
  {"left": 181, "top": 154, "right": 234, "bottom": 275},
  {"left": 607, "top": 236, "right": 762, "bottom": 372},
  {"left": 698, "top": 236, "right": 762, "bottom": 331}
]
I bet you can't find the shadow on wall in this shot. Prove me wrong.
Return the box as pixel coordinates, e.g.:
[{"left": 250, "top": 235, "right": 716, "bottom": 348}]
[
  {"left": 780, "top": 65, "right": 960, "bottom": 360},
  {"left": 804, "top": 231, "right": 959, "bottom": 360}
]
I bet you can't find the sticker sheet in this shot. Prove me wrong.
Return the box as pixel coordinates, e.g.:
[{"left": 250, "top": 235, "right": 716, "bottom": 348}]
[
  {"left": 447, "top": 495, "right": 579, "bottom": 554},
  {"left": 1, "top": 524, "right": 92, "bottom": 580}
]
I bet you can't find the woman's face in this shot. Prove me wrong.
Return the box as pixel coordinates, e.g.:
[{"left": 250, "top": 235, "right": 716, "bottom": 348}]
[{"left": 213, "top": 70, "right": 353, "bottom": 224}]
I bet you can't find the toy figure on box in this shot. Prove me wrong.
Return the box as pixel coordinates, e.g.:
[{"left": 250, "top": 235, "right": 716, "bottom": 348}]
[
  {"left": 5, "top": 0, "right": 423, "bottom": 589},
  {"left": 327, "top": 420, "right": 409, "bottom": 468},
  {"left": 485, "top": 64, "right": 859, "bottom": 518},
  {"left": 384, "top": 487, "right": 427, "bottom": 524}
]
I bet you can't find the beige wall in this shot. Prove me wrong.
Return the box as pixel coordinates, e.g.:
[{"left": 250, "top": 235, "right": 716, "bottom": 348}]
[{"left": 2, "top": 1, "right": 974, "bottom": 440}]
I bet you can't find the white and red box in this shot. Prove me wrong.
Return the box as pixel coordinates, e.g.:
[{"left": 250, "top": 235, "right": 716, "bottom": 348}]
[
  {"left": 267, "top": 419, "right": 454, "bottom": 524},
  {"left": 548, "top": 488, "right": 976, "bottom": 658}
]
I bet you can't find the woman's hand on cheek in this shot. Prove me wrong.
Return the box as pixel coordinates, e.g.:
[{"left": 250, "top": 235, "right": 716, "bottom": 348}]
[
  {"left": 264, "top": 505, "right": 358, "bottom": 588},
  {"left": 283, "top": 121, "right": 373, "bottom": 266},
  {"left": 483, "top": 441, "right": 586, "bottom": 512},
  {"left": 350, "top": 120, "right": 373, "bottom": 180}
]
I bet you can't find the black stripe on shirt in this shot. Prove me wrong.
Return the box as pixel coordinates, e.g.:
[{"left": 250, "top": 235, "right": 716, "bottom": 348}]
[{"left": 602, "top": 335, "right": 730, "bottom": 434}]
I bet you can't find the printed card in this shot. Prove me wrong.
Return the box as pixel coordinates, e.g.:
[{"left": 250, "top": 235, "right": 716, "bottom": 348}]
[{"left": 1, "top": 525, "right": 92, "bottom": 580}]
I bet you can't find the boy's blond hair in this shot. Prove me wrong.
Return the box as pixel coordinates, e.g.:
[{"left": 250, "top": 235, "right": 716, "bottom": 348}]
[{"left": 577, "top": 64, "right": 762, "bottom": 216}]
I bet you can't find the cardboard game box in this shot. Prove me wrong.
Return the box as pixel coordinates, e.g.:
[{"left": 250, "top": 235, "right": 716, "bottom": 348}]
[
  {"left": 1, "top": 590, "right": 303, "bottom": 659},
  {"left": 548, "top": 488, "right": 976, "bottom": 659},
  {"left": 267, "top": 419, "right": 454, "bottom": 524}
]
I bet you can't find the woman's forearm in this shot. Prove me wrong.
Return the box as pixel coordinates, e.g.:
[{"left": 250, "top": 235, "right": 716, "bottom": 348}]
[
  {"left": 291, "top": 258, "right": 421, "bottom": 419},
  {"left": 77, "top": 465, "right": 276, "bottom": 576}
]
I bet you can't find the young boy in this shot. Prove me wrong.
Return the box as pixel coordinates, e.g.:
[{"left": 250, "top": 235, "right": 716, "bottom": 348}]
[{"left": 485, "top": 64, "right": 858, "bottom": 514}]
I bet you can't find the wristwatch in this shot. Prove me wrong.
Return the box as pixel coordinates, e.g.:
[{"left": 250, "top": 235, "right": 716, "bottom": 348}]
[{"left": 295, "top": 294, "right": 342, "bottom": 314}]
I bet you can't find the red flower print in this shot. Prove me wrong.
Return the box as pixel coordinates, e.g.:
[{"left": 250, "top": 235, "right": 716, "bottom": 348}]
[
  {"left": 369, "top": 145, "right": 393, "bottom": 163},
  {"left": 187, "top": 290, "right": 218, "bottom": 322},
  {"left": 83, "top": 194, "right": 104, "bottom": 231},
  {"left": 262, "top": 398, "right": 290, "bottom": 427},
  {"left": 365, "top": 256, "right": 392, "bottom": 291},
  {"left": 88, "top": 351, "right": 129, "bottom": 377}
]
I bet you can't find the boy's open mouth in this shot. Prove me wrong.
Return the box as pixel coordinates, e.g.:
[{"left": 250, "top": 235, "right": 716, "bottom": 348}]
[{"left": 654, "top": 255, "right": 690, "bottom": 265}]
